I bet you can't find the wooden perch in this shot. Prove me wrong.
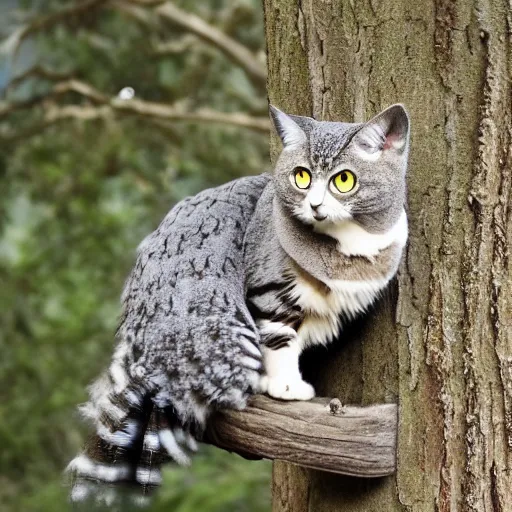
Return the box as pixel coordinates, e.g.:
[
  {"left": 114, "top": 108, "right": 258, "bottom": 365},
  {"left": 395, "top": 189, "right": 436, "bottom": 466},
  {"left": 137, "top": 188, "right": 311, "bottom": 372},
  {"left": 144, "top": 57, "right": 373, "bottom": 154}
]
[{"left": 206, "top": 395, "right": 397, "bottom": 478}]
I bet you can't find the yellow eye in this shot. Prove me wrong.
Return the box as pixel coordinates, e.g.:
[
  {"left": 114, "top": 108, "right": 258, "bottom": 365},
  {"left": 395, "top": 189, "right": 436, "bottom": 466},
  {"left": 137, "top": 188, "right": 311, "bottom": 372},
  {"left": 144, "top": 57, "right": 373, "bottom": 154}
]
[
  {"left": 293, "top": 167, "right": 311, "bottom": 189},
  {"left": 332, "top": 170, "right": 356, "bottom": 193}
]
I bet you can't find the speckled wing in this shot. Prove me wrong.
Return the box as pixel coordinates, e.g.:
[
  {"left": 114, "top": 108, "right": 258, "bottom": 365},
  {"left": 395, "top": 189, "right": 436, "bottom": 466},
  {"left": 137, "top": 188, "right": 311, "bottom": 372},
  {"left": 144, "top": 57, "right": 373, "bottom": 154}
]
[{"left": 67, "top": 173, "right": 270, "bottom": 504}]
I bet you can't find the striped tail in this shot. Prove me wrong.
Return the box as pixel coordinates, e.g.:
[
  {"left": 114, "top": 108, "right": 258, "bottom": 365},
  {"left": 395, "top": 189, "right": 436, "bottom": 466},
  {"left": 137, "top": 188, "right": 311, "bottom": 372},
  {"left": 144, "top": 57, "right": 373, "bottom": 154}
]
[
  {"left": 66, "top": 346, "right": 199, "bottom": 506},
  {"left": 68, "top": 398, "right": 199, "bottom": 506}
]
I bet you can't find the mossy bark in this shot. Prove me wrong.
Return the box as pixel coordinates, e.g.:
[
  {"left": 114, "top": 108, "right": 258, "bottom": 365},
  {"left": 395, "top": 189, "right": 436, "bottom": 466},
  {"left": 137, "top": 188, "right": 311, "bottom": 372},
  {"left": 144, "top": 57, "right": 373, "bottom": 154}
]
[{"left": 263, "top": 0, "right": 512, "bottom": 510}]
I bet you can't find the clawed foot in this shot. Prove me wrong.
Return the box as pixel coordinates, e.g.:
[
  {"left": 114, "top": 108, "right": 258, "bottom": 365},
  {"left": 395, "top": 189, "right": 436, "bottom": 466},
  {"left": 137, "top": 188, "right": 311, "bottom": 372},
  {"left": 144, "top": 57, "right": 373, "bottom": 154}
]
[{"left": 259, "top": 375, "right": 315, "bottom": 401}]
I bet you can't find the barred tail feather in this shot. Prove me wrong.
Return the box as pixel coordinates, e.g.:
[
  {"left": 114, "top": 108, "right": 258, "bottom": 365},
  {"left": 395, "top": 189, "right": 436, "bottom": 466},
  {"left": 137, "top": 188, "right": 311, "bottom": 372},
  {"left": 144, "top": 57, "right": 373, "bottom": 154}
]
[
  {"left": 68, "top": 402, "right": 199, "bottom": 506},
  {"left": 67, "top": 348, "right": 200, "bottom": 506}
]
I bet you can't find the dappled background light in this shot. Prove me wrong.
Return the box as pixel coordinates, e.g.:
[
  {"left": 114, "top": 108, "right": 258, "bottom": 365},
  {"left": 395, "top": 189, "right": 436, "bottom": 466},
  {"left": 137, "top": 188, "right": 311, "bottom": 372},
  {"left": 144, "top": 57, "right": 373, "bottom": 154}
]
[{"left": 0, "top": 1, "right": 271, "bottom": 510}]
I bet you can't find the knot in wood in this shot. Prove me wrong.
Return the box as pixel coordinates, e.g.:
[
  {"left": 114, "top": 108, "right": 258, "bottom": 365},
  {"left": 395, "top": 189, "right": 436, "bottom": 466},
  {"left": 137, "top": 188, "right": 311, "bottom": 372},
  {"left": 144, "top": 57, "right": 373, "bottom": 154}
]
[{"left": 329, "top": 398, "right": 344, "bottom": 415}]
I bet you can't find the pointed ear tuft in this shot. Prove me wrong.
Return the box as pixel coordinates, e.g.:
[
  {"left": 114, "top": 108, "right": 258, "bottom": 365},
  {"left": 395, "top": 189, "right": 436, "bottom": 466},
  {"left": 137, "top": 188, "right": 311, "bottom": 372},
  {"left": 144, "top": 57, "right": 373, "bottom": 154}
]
[
  {"left": 269, "top": 105, "right": 307, "bottom": 149},
  {"left": 354, "top": 104, "right": 410, "bottom": 158}
]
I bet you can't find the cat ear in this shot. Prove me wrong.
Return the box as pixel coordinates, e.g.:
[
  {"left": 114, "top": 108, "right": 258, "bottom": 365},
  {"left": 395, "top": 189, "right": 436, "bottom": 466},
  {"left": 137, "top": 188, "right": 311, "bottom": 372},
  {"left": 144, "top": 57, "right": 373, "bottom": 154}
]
[
  {"left": 353, "top": 104, "right": 410, "bottom": 160},
  {"left": 269, "top": 105, "right": 308, "bottom": 149}
]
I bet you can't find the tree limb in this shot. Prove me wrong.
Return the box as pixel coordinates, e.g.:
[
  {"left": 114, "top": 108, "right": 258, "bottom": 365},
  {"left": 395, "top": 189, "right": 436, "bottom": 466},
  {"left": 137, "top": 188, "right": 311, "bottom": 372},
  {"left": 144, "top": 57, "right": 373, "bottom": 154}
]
[
  {"left": 122, "top": 0, "right": 267, "bottom": 87},
  {"left": 0, "top": 79, "right": 271, "bottom": 141},
  {"left": 151, "top": 35, "right": 198, "bottom": 56},
  {"left": 52, "top": 79, "right": 110, "bottom": 103},
  {"left": 0, "top": 79, "right": 108, "bottom": 118},
  {"left": 205, "top": 396, "right": 398, "bottom": 478},
  {"left": 4, "top": 65, "right": 76, "bottom": 94},
  {"left": 2, "top": 1, "right": 266, "bottom": 89},
  {"left": 110, "top": 0, "right": 160, "bottom": 29},
  {"left": 110, "top": 97, "right": 270, "bottom": 131},
  {"left": 0, "top": 106, "right": 176, "bottom": 144},
  {"left": 118, "top": 0, "right": 168, "bottom": 5},
  {"left": 0, "top": 0, "right": 109, "bottom": 56}
]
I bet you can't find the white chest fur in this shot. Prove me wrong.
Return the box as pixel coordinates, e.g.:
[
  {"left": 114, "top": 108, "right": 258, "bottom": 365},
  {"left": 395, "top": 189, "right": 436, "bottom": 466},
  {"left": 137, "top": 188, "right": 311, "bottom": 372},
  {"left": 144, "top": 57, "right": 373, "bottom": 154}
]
[
  {"left": 291, "top": 274, "right": 389, "bottom": 347},
  {"left": 291, "top": 210, "right": 408, "bottom": 348},
  {"left": 314, "top": 210, "right": 408, "bottom": 257}
]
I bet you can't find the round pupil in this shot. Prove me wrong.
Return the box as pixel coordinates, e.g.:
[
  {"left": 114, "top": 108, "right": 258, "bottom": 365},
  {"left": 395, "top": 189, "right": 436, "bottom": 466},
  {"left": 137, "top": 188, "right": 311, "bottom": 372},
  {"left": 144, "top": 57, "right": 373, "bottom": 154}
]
[{"left": 340, "top": 173, "right": 348, "bottom": 182}]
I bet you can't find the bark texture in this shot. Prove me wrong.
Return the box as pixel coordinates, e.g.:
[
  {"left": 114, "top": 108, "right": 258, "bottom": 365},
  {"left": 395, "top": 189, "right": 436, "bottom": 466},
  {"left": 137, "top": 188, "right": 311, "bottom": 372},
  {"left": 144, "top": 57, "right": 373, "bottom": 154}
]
[
  {"left": 263, "top": 0, "right": 512, "bottom": 511},
  {"left": 207, "top": 397, "right": 397, "bottom": 477}
]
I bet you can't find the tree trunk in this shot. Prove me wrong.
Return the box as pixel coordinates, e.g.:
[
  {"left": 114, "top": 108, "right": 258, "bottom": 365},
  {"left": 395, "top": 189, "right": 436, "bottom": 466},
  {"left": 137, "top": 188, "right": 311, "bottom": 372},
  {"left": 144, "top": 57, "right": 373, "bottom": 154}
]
[{"left": 263, "top": 1, "right": 512, "bottom": 511}]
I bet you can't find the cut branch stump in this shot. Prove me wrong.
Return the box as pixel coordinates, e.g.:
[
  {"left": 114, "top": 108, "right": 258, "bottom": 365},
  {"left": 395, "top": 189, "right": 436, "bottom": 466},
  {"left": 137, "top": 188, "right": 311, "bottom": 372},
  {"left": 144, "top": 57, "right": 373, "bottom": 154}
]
[{"left": 206, "top": 395, "right": 397, "bottom": 478}]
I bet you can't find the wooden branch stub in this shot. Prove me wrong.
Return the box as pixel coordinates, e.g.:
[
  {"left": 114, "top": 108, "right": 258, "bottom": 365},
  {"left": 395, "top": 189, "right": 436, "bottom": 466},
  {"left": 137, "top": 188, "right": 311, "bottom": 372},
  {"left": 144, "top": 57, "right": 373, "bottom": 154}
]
[{"left": 206, "top": 395, "right": 397, "bottom": 478}]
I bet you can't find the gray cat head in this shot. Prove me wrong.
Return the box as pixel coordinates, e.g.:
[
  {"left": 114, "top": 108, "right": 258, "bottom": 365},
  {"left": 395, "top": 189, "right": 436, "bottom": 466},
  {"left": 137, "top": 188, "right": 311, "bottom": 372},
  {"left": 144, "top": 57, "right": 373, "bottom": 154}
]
[{"left": 269, "top": 104, "right": 410, "bottom": 233}]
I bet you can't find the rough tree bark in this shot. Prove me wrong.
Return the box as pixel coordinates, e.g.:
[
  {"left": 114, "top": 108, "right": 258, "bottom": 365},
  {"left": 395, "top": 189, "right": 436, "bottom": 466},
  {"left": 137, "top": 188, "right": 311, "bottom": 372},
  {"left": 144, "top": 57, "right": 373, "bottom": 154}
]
[{"left": 263, "top": 1, "right": 512, "bottom": 511}]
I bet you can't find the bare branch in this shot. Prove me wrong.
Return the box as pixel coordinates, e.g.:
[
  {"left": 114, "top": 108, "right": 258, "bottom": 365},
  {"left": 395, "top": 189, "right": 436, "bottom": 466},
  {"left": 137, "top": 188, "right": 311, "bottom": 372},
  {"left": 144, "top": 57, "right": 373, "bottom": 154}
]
[
  {"left": 46, "top": 104, "right": 112, "bottom": 123},
  {"left": 120, "top": 0, "right": 166, "bottom": 5},
  {"left": 110, "top": 0, "right": 159, "bottom": 29},
  {"left": 219, "top": 3, "right": 256, "bottom": 36},
  {"left": 156, "top": 3, "right": 266, "bottom": 86},
  {"left": 0, "top": 106, "right": 176, "bottom": 144},
  {"left": 206, "top": 396, "right": 398, "bottom": 478},
  {"left": 111, "top": 97, "right": 271, "bottom": 131},
  {"left": 152, "top": 35, "right": 198, "bottom": 56},
  {"left": 0, "top": 79, "right": 108, "bottom": 118},
  {"left": 3, "top": 1, "right": 266, "bottom": 89},
  {"left": 0, "top": 0, "right": 109, "bottom": 56},
  {"left": 122, "top": 0, "right": 266, "bottom": 87},
  {"left": 52, "top": 80, "right": 109, "bottom": 103},
  {"left": 5, "top": 65, "right": 75, "bottom": 93},
  {"left": 0, "top": 78, "right": 270, "bottom": 142}
]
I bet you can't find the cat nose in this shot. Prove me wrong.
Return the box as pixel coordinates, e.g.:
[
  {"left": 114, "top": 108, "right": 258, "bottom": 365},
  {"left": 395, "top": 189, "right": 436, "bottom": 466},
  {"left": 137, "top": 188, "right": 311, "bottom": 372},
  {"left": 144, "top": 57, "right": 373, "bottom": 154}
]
[{"left": 307, "top": 183, "right": 326, "bottom": 211}]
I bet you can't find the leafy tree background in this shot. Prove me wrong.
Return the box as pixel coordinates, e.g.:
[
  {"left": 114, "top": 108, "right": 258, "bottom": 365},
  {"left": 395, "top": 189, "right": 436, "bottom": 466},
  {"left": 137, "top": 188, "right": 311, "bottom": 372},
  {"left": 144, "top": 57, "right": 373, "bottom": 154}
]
[{"left": 0, "top": 1, "right": 271, "bottom": 510}]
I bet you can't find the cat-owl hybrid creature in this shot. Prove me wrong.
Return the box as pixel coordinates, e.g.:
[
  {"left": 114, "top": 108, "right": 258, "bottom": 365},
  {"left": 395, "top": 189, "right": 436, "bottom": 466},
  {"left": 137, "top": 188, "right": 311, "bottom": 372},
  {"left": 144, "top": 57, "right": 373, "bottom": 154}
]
[{"left": 68, "top": 104, "right": 410, "bottom": 505}]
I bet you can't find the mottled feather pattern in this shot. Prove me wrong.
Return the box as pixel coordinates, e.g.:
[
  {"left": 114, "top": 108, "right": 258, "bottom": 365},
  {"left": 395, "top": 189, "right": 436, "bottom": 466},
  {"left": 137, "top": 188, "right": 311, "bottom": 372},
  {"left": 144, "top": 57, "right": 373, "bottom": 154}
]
[{"left": 68, "top": 174, "right": 270, "bottom": 505}]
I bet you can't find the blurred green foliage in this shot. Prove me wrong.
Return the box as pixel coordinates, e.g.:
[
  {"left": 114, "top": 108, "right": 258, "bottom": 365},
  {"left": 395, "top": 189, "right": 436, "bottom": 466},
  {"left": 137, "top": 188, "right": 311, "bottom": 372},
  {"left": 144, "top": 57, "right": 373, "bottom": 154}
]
[{"left": 0, "top": 1, "right": 271, "bottom": 510}]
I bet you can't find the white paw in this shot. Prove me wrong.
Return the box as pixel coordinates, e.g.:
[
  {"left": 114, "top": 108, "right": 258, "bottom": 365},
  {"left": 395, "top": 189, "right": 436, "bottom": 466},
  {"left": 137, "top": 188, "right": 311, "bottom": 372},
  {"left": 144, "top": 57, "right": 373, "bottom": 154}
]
[{"left": 259, "top": 375, "right": 315, "bottom": 401}]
